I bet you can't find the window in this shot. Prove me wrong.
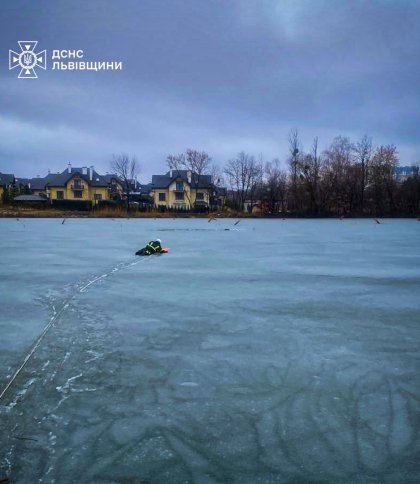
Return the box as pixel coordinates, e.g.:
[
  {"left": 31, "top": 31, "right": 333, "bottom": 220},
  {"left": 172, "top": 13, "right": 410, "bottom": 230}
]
[
  {"left": 196, "top": 192, "right": 204, "bottom": 200},
  {"left": 73, "top": 179, "right": 82, "bottom": 189},
  {"left": 73, "top": 190, "right": 83, "bottom": 198},
  {"left": 159, "top": 192, "right": 166, "bottom": 201},
  {"left": 94, "top": 193, "right": 102, "bottom": 201},
  {"left": 56, "top": 191, "right": 64, "bottom": 200},
  {"left": 175, "top": 192, "right": 184, "bottom": 201},
  {"left": 176, "top": 182, "right": 183, "bottom": 191}
]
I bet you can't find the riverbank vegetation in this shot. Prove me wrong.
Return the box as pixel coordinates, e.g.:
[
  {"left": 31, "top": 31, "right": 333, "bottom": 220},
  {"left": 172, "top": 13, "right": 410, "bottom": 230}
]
[{"left": 220, "top": 133, "right": 420, "bottom": 217}]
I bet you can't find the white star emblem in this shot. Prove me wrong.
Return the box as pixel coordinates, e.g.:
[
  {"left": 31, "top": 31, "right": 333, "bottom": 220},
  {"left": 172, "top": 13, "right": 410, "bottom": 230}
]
[{"left": 9, "top": 41, "right": 47, "bottom": 79}]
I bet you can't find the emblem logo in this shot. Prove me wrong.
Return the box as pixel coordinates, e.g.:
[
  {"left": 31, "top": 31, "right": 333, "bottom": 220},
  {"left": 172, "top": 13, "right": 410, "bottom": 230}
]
[{"left": 9, "top": 41, "right": 47, "bottom": 78}]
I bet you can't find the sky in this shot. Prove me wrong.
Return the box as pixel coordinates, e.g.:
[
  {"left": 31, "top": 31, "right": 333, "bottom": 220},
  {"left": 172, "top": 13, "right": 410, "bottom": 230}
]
[{"left": 0, "top": 0, "right": 419, "bottom": 182}]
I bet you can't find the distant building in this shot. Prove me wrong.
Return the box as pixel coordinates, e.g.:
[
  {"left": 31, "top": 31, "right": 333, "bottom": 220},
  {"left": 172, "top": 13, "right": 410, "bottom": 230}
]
[
  {"left": 102, "top": 175, "right": 153, "bottom": 206},
  {"left": 395, "top": 165, "right": 419, "bottom": 182},
  {"left": 151, "top": 170, "right": 214, "bottom": 210},
  {"left": 47, "top": 164, "right": 110, "bottom": 203},
  {"left": 28, "top": 173, "right": 58, "bottom": 197},
  {"left": 139, "top": 183, "right": 153, "bottom": 196},
  {"left": 102, "top": 174, "right": 124, "bottom": 199},
  {"left": 0, "top": 173, "right": 15, "bottom": 202},
  {"left": 243, "top": 199, "right": 263, "bottom": 214},
  {"left": 213, "top": 186, "right": 227, "bottom": 210},
  {"left": 2, "top": 165, "right": 228, "bottom": 211},
  {"left": 137, "top": 183, "right": 154, "bottom": 206},
  {"left": 14, "top": 177, "right": 31, "bottom": 190}
]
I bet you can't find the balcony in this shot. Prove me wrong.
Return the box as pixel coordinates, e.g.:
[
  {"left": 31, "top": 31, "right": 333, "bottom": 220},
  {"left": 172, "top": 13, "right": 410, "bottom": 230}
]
[{"left": 71, "top": 184, "right": 85, "bottom": 190}]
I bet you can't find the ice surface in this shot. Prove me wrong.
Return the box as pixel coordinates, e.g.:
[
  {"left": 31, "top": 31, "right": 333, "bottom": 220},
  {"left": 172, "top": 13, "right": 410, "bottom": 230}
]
[{"left": 0, "top": 218, "right": 419, "bottom": 483}]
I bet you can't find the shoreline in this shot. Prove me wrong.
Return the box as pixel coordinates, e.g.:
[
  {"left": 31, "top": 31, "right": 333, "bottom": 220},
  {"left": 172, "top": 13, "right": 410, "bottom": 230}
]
[{"left": 0, "top": 208, "right": 418, "bottom": 220}]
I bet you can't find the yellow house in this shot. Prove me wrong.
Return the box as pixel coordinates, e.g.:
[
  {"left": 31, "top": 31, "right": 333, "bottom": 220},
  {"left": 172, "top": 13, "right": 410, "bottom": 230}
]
[
  {"left": 151, "top": 170, "right": 214, "bottom": 209},
  {"left": 47, "top": 164, "right": 110, "bottom": 203}
]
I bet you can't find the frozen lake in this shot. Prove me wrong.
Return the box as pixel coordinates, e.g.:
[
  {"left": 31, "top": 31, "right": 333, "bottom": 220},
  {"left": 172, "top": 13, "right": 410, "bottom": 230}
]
[{"left": 0, "top": 218, "right": 419, "bottom": 483}]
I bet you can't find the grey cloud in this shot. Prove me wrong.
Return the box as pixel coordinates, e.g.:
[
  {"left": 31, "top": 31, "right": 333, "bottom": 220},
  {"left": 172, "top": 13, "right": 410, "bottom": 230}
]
[{"left": 0, "top": 0, "right": 419, "bottom": 179}]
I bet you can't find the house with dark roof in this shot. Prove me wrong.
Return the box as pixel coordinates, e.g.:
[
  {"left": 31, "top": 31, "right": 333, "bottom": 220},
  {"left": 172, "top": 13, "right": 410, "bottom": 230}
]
[
  {"left": 214, "top": 186, "right": 227, "bottom": 209},
  {"left": 28, "top": 173, "right": 58, "bottom": 196},
  {"left": 14, "top": 177, "right": 30, "bottom": 190},
  {"left": 140, "top": 183, "right": 153, "bottom": 195},
  {"left": 102, "top": 174, "right": 124, "bottom": 199},
  {"left": 0, "top": 173, "right": 15, "bottom": 202},
  {"left": 47, "top": 164, "right": 110, "bottom": 203},
  {"left": 151, "top": 170, "right": 215, "bottom": 209},
  {"left": 102, "top": 175, "right": 153, "bottom": 205}
]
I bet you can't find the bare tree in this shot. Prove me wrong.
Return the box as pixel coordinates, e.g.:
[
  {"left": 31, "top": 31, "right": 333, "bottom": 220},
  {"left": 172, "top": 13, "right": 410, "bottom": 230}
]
[
  {"left": 209, "top": 163, "right": 224, "bottom": 187},
  {"left": 369, "top": 145, "right": 398, "bottom": 214},
  {"left": 322, "top": 136, "right": 355, "bottom": 214},
  {"left": 224, "top": 152, "right": 261, "bottom": 211},
  {"left": 264, "top": 159, "right": 287, "bottom": 213},
  {"left": 355, "top": 134, "right": 372, "bottom": 213},
  {"left": 185, "top": 149, "right": 212, "bottom": 208},
  {"left": 110, "top": 154, "right": 140, "bottom": 212},
  {"left": 296, "top": 137, "right": 321, "bottom": 214},
  {"left": 166, "top": 153, "right": 185, "bottom": 172},
  {"left": 185, "top": 149, "right": 211, "bottom": 178},
  {"left": 250, "top": 160, "right": 264, "bottom": 212},
  {"left": 288, "top": 128, "right": 300, "bottom": 211}
]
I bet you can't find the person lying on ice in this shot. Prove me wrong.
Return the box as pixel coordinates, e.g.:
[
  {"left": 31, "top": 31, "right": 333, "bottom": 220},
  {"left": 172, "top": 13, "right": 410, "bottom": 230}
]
[{"left": 135, "top": 239, "right": 168, "bottom": 256}]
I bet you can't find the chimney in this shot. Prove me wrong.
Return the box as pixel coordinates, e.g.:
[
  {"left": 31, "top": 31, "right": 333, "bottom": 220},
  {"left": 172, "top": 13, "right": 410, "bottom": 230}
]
[
  {"left": 48, "top": 169, "right": 51, "bottom": 174},
  {"left": 187, "top": 170, "right": 192, "bottom": 184},
  {"left": 89, "top": 166, "right": 94, "bottom": 181},
  {"left": 67, "top": 163, "right": 71, "bottom": 174},
  {"left": 82, "top": 167, "right": 87, "bottom": 175}
]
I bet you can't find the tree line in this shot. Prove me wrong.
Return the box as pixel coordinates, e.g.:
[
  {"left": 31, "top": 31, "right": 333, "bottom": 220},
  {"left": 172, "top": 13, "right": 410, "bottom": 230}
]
[
  {"left": 167, "top": 132, "right": 419, "bottom": 216},
  {"left": 6, "top": 131, "right": 418, "bottom": 217}
]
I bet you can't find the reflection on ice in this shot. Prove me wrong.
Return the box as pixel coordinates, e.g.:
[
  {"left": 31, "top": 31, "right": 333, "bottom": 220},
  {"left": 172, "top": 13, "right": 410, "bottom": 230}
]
[{"left": 0, "top": 218, "right": 419, "bottom": 482}]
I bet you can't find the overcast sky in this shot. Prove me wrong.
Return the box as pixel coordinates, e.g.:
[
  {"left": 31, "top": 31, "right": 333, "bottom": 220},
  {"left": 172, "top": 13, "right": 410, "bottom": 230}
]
[{"left": 1, "top": 0, "right": 419, "bottom": 182}]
